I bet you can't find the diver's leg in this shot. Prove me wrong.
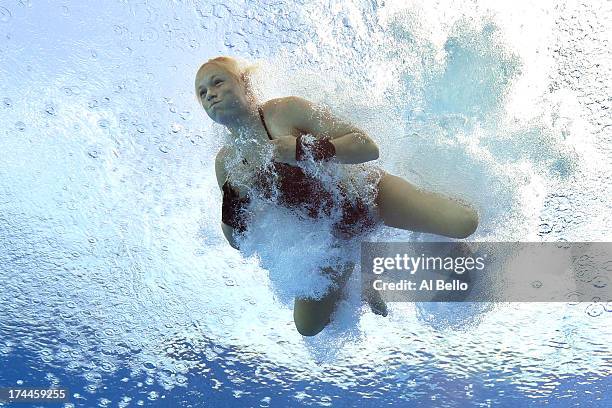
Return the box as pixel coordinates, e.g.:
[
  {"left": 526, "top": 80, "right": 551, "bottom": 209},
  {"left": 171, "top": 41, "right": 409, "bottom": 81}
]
[
  {"left": 293, "top": 263, "right": 353, "bottom": 336},
  {"left": 375, "top": 173, "right": 478, "bottom": 239}
]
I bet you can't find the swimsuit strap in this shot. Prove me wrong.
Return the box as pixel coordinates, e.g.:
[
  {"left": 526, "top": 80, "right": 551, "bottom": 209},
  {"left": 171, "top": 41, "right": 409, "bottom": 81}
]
[
  {"left": 258, "top": 106, "right": 273, "bottom": 140},
  {"left": 240, "top": 106, "right": 271, "bottom": 167}
]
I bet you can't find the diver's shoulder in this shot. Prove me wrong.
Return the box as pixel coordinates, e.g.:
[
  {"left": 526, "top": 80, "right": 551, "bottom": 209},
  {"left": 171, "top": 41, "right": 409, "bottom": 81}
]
[
  {"left": 215, "top": 146, "right": 233, "bottom": 177},
  {"left": 216, "top": 145, "right": 231, "bottom": 162},
  {"left": 261, "top": 96, "right": 311, "bottom": 114},
  {"left": 261, "top": 97, "right": 313, "bottom": 126}
]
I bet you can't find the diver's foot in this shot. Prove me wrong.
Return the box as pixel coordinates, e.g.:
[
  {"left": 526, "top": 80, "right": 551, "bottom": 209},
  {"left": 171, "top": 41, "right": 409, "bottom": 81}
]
[
  {"left": 430, "top": 244, "right": 473, "bottom": 302},
  {"left": 365, "top": 287, "right": 388, "bottom": 317}
]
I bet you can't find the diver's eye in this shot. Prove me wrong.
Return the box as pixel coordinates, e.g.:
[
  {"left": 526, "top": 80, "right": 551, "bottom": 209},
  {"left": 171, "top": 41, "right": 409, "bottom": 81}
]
[
  {"left": 200, "top": 90, "right": 206, "bottom": 99},
  {"left": 214, "top": 79, "right": 223, "bottom": 85}
]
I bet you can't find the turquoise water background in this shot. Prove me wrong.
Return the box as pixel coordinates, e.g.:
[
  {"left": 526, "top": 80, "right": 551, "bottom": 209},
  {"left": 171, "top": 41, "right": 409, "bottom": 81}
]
[{"left": 1, "top": 0, "right": 611, "bottom": 406}]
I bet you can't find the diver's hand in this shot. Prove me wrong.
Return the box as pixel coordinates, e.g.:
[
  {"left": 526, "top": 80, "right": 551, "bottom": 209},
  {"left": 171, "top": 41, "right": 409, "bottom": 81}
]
[
  {"left": 270, "top": 136, "right": 297, "bottom": 166},
  {"left": 364, "top": 285, "right": 389, "bottom": 317}
]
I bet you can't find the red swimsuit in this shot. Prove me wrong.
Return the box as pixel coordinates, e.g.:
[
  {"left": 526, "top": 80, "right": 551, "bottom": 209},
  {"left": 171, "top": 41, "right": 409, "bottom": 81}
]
[{"left": 221, "top": 107, "right": 379, "bottom": 240}]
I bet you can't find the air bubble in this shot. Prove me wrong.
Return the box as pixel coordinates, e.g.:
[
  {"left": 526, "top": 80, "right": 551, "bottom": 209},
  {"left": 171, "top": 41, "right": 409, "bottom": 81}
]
[
  {"left": 2, "top": 97, "right": 12, "bottom": 107},
  {"left": 566, "top": 292, "right": 582, "bottom": 304},
  {"left": 159, "top": 145, "right": 170, "bottom": 153},
  {"left": 213, "top": 4, "right": 230, "bottom": 19},
  {"left": 45, "top": 104, "right": 56, "bottom": 115},
  {"left": 84, "top": 371, "right": 102, "bottom": 382},
  {"left": 531, "top": 281, "right": 542, "bottom": 288},
  {"left": 538, "top": 223, "right": 552, "bottom": 234},
  {"left": 140, "top": 27, "right": 159, "bottom": 42},
  {"left": 98, "top": 119, "right": 109, "bottom": 128},
  {"left": 170, "top": 123, "right": 182, "bottom": 133},
  {"left": 575, "top": 255, "right": 592, "bottom": 268},
  {"left": 592, "top": 276, "right": 608, "bottom": 288},
  {"left": 15, "top": 121, "right": 26, "bottom": 131},
  {"left": 224, "top": 36, "right": 235, "bottom": 48},
  {"left": 0, "top": 7, "right": 11, "bottom": 23},
  {"left": 585, "top": 303, "right": 604, "bottom": 317}
]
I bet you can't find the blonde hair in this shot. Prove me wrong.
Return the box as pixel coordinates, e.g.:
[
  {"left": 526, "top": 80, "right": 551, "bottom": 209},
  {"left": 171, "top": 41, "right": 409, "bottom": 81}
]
[{"left": 195, "top": 56, "right": 259, "bottom": 99}]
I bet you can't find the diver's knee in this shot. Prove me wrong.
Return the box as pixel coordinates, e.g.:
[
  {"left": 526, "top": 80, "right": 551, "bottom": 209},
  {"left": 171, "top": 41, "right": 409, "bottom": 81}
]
[
  {"left": 293, "top": 310, "right": 328, "bottom": 336},
  {"left": 294, "top": 318, "right": 327, "bottom": 336},
  {"left": 293, "top": 302, "right": 330, "bottom": 337}
]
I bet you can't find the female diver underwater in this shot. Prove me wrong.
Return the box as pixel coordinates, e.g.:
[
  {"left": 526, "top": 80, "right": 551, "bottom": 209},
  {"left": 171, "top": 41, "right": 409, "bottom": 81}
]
[{"left": 195, "top": 56, "right": 479, "bottom": 336}]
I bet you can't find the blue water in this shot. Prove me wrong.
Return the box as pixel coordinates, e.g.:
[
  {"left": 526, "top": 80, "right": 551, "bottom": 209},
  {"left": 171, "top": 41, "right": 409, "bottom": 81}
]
[
  {"left": 3, "top": 342, "right": 611, "bottom": 407},
  {"left": 1, "top": 0, "right": 611, "bottom": 407}
]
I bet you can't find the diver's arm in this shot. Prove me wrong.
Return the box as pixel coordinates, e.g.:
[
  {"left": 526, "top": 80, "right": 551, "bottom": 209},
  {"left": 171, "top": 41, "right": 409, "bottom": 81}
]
[
  {"left": 216, "top": 147, "right": 240, "bottom": 250},
  {"left": 326, "top": 132, "right": 379, "bottom": 164},
  {"left": 221, "top": 222, "right": 240, "bottom": 250},
  {"left": 278, "top": 96, "right": 380, "bottom": 164}
]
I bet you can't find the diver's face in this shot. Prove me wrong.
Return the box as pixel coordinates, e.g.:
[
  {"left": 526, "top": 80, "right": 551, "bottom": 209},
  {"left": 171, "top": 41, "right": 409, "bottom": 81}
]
[{"left": 195, "top": 64, "right": 250, "bottom": 126}]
